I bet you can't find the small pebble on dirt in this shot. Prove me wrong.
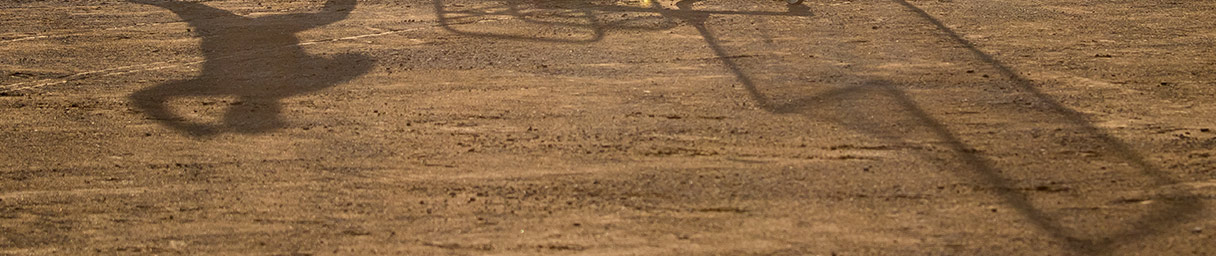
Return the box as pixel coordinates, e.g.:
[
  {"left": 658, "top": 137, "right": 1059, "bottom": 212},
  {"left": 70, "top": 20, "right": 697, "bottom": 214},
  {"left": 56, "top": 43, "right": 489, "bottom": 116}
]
[{"left": 1201, "top": 128, "right": 1211, "bottom": 132}]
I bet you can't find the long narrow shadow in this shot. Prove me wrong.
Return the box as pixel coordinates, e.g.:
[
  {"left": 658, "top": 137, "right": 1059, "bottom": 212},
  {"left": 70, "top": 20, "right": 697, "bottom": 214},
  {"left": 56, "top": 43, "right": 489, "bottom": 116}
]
[
  {"left": 880, "top": 0, "right": 1202, "bottom": 253},
  {"left": 699, "top": 0, "right": 1199, "bottom": 253},
  {"left": 128, "top": 0, "right": 373, "bottom": 136},
  {"left": 779, "top": 76, "right": 1200, "bottom": 254},
  {"left": 656, "top": 0, "right": 808, "bottom": 106},
  {"left": 429, "top": 0, "right": 1200, "bottom": 253}
]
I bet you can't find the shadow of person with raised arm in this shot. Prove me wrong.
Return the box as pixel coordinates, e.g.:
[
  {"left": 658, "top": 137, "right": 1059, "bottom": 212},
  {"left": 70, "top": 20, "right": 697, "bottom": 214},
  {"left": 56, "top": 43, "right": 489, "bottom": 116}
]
[{"left": 128, "top": 0, "right": 373, "bottom": 136}]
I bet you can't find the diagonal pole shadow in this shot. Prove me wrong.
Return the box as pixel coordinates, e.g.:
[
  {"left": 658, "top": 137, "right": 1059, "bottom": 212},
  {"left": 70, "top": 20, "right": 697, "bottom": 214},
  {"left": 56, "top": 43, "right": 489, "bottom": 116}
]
[
  {"left": 673, "top": 0, "right": 1201, "bottom": 254},
  {"left": 876, "top": 0, "right": 1202, "bottom": 253},
  {"left": 127, "top": 0, "right": 374, "bottom": 137},
  {"left": 777, "top": 77, "right": 1200, "bottom": 254},
  {"left": 428, "top": 0, "right": 1202, "bottom": 253}
]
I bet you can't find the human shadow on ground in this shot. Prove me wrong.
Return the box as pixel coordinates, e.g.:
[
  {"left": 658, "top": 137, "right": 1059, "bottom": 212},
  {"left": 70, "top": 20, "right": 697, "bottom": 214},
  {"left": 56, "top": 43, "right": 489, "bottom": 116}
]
[
  {"left": 433, "top": 0, "right": 1200, "bottom": 254},
  {"left": 128, "top": 0, "right": 373, "bottom": 136}
]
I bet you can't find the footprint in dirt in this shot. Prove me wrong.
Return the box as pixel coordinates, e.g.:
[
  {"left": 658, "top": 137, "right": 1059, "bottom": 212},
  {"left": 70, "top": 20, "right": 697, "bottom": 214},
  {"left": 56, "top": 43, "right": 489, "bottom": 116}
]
[{"left": 127, "top": 0, "right": 373, "bottom": 136}]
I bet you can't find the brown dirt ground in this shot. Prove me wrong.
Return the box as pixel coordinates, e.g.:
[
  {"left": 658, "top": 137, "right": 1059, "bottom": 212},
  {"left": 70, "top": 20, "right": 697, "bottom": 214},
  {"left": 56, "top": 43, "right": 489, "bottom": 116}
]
[{"left": 2, "top": 0, "right": 1215, "bottom": 255}]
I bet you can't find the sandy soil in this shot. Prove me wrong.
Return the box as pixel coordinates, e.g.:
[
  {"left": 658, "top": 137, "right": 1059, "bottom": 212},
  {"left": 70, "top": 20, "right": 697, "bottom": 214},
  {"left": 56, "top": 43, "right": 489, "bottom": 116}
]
[{"left": 2, "top": 0, "right": 1215, "bottom": 255}]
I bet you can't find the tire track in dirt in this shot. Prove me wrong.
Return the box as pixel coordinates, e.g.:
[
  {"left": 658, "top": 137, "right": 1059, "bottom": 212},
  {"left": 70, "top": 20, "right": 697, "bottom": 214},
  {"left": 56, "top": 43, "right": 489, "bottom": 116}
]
[
  {"left": 0, "top": 22, "right": 170, "bottom": 44},
  {"left": 0, "top": 181, "right": 323, "bottom": 201}
]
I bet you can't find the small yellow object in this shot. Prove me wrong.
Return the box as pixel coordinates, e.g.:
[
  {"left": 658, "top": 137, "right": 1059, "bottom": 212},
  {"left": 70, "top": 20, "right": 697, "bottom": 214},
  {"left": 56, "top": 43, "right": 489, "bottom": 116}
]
[{"left": 640, "top": 0, "right": 652, "bottom": 7}]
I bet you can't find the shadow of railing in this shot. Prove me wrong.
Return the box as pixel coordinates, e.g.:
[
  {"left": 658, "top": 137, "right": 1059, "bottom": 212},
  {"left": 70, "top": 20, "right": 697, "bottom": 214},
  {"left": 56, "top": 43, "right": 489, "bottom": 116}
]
[
  {"left": 434, "top": 0, "right": 807, "bottom": 43},
  {"left": 774, "top": 76, "right": 1201, "bottom": 254},
  {"left": 431, "top": 0, "right": 1200, "bottom": 253},
  {"left": 887, "top": 1, "right": 1200, "bottom": 253},
  {"left": 752, "top": 1, "right": 1201, "bottom": 254},
  {"left": 127, "top": 0, "right": 373, "bottom": 136}
]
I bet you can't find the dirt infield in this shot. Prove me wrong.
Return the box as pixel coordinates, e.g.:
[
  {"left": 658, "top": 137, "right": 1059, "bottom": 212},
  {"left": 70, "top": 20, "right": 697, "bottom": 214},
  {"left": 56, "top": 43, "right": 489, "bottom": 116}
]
[{"left": 2, "top": 0, "right": 1214, "bottom": 254}]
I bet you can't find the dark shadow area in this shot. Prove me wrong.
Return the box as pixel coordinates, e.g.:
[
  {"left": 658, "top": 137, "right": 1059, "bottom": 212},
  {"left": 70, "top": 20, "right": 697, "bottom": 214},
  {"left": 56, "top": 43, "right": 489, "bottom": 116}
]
[
  {"left": 434, "top": 0, "right": 615, "bottom": 43},
  {"left": 877, "top": 1, "right": 1202, "bottom": 253},
  {"left": 128, "top": 0, "right": 373, "bottom": 136},
  {"left": 433, "top": 0, "right": 808, "bottom": 44},
  {"left": 430, "top": 0, "right": 1201, "bottom": 254},
  {"left": 773, "top": 77, "right": 1200, "bottom": 254},
  {"left": 745, "top": 1, "right": 1200, "bottom": 254}
]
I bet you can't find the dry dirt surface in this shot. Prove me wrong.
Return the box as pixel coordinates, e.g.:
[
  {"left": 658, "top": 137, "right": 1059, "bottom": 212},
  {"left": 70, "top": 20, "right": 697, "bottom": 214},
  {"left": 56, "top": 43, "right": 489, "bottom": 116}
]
[{"left": 2, "top": 0, "right": 1215, "bottom": 255}]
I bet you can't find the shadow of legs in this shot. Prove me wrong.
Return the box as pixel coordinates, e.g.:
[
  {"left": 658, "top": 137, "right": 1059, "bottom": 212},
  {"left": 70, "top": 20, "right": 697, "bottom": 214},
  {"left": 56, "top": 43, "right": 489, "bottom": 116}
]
[
  {"left": 222, "top": 97, "right": 284, "bottom": 135},
  {"left": 129, "top": 80, "right": 221, "bottom": 137}
]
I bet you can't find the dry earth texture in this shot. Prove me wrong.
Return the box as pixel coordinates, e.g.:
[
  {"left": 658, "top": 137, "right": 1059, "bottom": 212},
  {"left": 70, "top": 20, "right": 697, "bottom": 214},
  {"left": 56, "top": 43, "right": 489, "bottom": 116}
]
[{"left": 2, "top": 0, "right": 1215, "bottom": 255}]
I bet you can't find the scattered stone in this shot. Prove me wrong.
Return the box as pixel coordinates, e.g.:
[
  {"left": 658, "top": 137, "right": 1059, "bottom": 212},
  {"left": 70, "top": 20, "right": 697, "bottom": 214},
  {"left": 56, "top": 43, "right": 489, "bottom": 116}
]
[{"left": 1200, "top": 128, "right": 1210, "bottom": 133}]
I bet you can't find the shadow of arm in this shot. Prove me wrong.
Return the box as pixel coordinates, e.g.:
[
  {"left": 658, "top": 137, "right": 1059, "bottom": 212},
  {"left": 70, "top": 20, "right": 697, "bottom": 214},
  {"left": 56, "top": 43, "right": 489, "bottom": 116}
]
[
  {"left": 263, "top": 0, "right": 357, "bottom": 31},
  {"left": 128, "top": 0, "right": 242, "bottom": 21}
]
